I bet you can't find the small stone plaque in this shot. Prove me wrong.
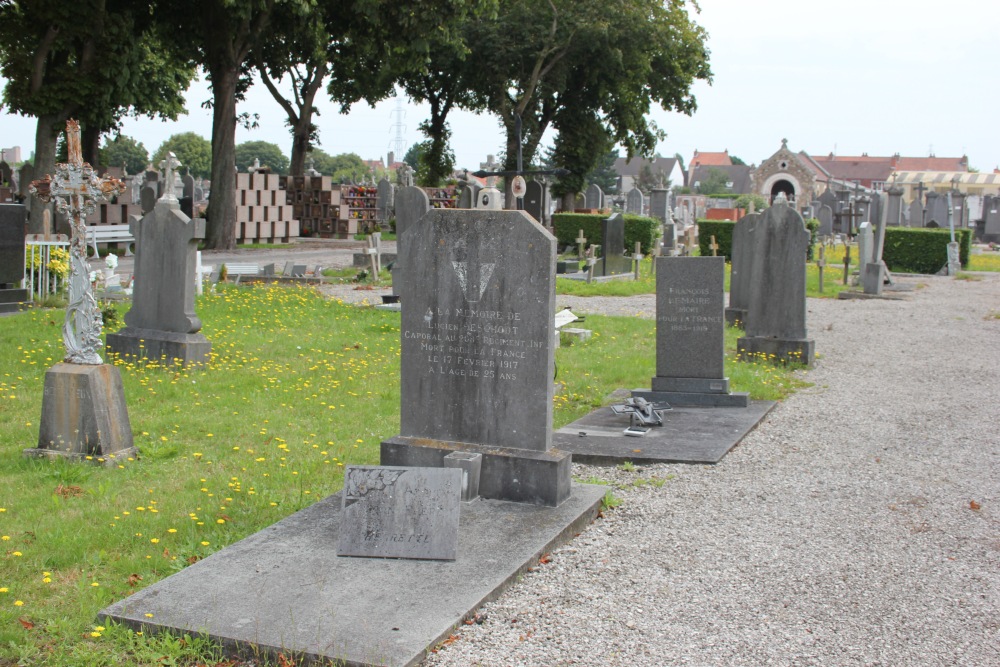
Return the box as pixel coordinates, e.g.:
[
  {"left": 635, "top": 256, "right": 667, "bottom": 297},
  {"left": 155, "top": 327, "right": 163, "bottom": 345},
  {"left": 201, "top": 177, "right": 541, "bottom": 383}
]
[{"left": 337, "top": 465, "right": 461, "bottom": 561}]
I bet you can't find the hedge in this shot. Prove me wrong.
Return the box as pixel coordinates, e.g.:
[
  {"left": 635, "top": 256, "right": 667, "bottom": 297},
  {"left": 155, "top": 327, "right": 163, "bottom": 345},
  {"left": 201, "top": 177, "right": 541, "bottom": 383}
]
[
  {"left": 697, "top": 217, "right": 820, "bottom": 261},
  {"left": 552, "top": 213, "right": 660, "bottom": 255},
  {"left": 882, "top": 227, "right": 971, "bottom": 274}
]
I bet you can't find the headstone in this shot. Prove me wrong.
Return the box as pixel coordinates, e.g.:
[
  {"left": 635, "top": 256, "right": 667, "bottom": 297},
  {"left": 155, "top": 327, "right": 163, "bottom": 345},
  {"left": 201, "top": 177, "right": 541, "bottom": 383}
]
[
  {"left": 336, "top": 465, "right": 461, "bottom": 561},
  {"left": 0, "top": 203, "right": 26, "bottom": 287},
  {"left": 662, "top": 221, "right": 676, "bottom": 253},
  {"left": 394, "top": 186, "right": 431, "bottom": 239},
  {"left": 572, "top": 192, "right": 586, "bottom": 210},
  {"left": 649, "top": 187, "right": 669, "bottom": 225},
  {"left": 626, "top": 188, "right": 644, "bottom": 215},
  {"left": 376, "top": 177, "right": 395, "bottom": 223},
  {"left": 523, "top": 180, "right": 546, "bottom": 225},
  {"left": 725, "top": 212, "right": 760, "bottom": 327},
  {"left": 925, "top": 191, "right": 947, "bottom": 227},
  {"left": 862, "top": 193, "right": 890, "bottom": 295},
  {"left": 817, "top": 204, "right": 834, "bottom": 236},
  {"left": 736, "top": 200, "right": 815, "bottom": 365},
  {"left": 886, "top": 184, "right": 905, "bottom": 226},
  {"left": 982, "top": 195, "right": 1000, "bottom": 242},
  {"left": 105, "top": 159, "right": 211, "bottom": 367},
  {"left": 25, "top": 119, "right": 136, "bottom": 465},
  {"left": 140, "top": 183, "right": 157, "bottom": 215},
  {"left": 857, "top": 221, "right": 874, "bottom": 277},
  {"left": 585, "top": 183, "right": 604, "bottom": 210},
  {"left": 17, "top": 163, "right": 34, "bottom": 200},
  {"left": 633, "top": 256, "right": 748, "bottom": 407},
  {"left": 597, "top": 213, "right": 632, "bottom": 277},
  {"left": 458, "top": 181, "right": 482, "bottom": 210},
  {"left": 381, "top": 208, "right": 571, "bottom": 507},
  {"left": 908, "top": 196, "right": 925, "bottom": 228}
]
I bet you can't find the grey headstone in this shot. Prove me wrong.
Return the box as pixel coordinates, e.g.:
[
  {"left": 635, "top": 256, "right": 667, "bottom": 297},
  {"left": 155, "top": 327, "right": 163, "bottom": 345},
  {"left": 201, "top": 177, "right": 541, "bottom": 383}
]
[
  {"left": 649, "top": 188, "right": 669, "bottom": 224},
  {"left": 654, "top": 256, "right": 725, "bottom": 381},
  {"left": 585, "top": 183, "right": 604, "bottom": 210},
  {"left": 573, "top": 192, "right": 586, "bottom": 210},
  {"left": 140, "top": 184, "right": 157, "bottom": 215},
  {"left": 737, "top": 202, "right": 814, "bottom": 365},
  {"left": 523, "top": 180, "right": 546, "bottom": 225},
  {"left": 817, "top": 204, "right": 834, "bottom": 236},
  {"left": 394, "top": 186, "right": 430, "bottom": 239},
  {"left": 17, "top": 163, "right": 34, "bottom": 199},
  {"left": 925, "top": 191, "right": 947, "bottom": 227},
  {"left": 626, "top": 188, "right": 644, "bottom": 215},
  {"left": 337, "top": 465, "right": 461, "bottom": 561},
  {"left": 105, "top": 200, "right": 210, "bottom": 366},
  {"left": 982, "top": 195, "right": 1000, "bottom": 242},
  {"left": 0, "top": 203, "right": 26, "bottom": 286},
  {"left": 662, "top": 221, "right": 676, "bottom": 250},
  {"left": 598, "top": 213, "right": 632, "bottom": 276},
  {"left": 458, "top": 182, "right": 482, "bottom": 210},
  {"left": 725, "top": 212, "right": 760, "bottom": 327},
  {"left": 858, "top": 221, "right": 874, "bottom": 275},
  {"left": 908, "top": 197, "right": 925, "bottom": 228},
  {"left": 886, "top": 185, "right": 905, "bottom": 226},
  {"left": 182, "top": 173, "right": 195, "bottom": 199},
  {"left": 262, "top": 263, "right": 276, "bottom": 276},
  {"left": 384, "top": 208, "right": 570, "bottom": 506},
  {"left": 396, "top": 209, "right": 555, "bottom": 450}
]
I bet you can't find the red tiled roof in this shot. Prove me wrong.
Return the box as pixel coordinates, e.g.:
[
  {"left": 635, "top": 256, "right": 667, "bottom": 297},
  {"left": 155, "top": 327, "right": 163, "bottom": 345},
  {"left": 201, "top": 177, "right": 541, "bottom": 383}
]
[{"left": 690, "top": 150, "right": 731, "bottom": 167}]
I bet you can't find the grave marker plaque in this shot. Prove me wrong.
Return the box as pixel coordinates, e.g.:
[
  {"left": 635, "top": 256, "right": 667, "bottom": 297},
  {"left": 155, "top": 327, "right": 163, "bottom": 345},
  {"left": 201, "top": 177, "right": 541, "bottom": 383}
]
[{"left": 337, "top": 465, "right": 461, "bottom": 561}]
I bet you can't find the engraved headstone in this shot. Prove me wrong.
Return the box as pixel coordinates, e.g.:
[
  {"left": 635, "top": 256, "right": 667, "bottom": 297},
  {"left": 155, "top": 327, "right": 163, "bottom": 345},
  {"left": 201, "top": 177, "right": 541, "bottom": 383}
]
[
  {"left": 626, "top": 188, "right": 644, "bottom": 215},
  {"left": 724, "top": 212, "right": 760, "bottom": 327},
  {"left": 597, "top": 213, "right": 632, "bottom": 276},
  {"left": 736, "top": 200, "right": 814, "bottom": 365},
  {"left": 585, "top": 183, "right": 604, "bottom": 210},
  {"left": 633, "top": 256, "right": 748, "bottom": 407},
  {"left": 649, "top": 187, "right": 669, "bottom": 225},
  {"left": 394, "top": 186, "right": 430, "bottom": 239},
  {"left": 908, "top": 196, "right": 925, "bottom": 228},
  {"left": 817, "top": 204, "right": 834, "bottom": 236},
  {"left": 925, "top": 191, "right": 947, "bottom": 227},
  {"left": 382, "top": 208, "right": 571, "bottom": 506},
  {"left": 337, "top": 465, "right": 461, "bottom": 561},
  {"left": 523, "top": 179, "right": 546, "bottom": 225},
  {"left": 106, "top": 156, "right": 211, "bottom": 367}
]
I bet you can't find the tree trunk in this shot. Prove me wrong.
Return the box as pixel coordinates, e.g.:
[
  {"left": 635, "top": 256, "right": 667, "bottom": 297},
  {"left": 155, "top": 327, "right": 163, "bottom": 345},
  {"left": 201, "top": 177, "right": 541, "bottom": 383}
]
[
  {"left": 561, "top": 192, "right": 575, "bottom": 212},
  {"left": 205, "top": 65, "right": 238, "bottom": 250},
  {"left": 81, "top": 125, "right": 101, "bottom": 168},
  {"left": 28, "top": 114, "right": 63, "bottom": 234},
  {"left": 289, "top": 118, "right": 311, "bottom": 176}
]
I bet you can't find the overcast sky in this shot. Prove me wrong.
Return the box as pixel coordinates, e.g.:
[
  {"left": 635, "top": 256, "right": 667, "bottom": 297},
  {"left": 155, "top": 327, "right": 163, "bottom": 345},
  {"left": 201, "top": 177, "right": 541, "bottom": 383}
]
[{"left": 1, "top": 0, "right": 996, "bottom": 173}]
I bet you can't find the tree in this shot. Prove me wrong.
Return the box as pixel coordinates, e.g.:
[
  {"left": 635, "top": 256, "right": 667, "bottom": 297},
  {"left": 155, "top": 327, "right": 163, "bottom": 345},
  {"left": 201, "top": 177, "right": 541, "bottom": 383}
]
[
  {"left": 402, "top": 143, "right": 424, "bottom": 170},
  {"left": 235, "top": 140, "right": 289, "bottom": 174},
  {"left": 152, "top": 133, "right": 213, "bottom": 179},
  {"left": 695, "top": 167, "right": 731, "bottom": 195},
  {"left": 586, "top": 149, "right": 619, "bottom": 194},
  {"left": 730, "top": 155, "right": 747, "bottom": 166},
  {"left": 323, "top": 152, "right": 367, "bottom": 183},
  {"left": 99, "top": 135, "right": 149, "bottom": 174},
  {"left": 735, "top": 193, "right": 767, "bottom": 212},
  {"left": 0, "top": 0, "right": 194, "bottom": 227}
]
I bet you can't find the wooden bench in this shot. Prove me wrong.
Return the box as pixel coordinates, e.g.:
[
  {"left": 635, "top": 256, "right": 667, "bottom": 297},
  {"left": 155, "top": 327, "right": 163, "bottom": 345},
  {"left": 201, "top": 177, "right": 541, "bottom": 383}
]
[
  {"left": 87, "top": 224, "right": 134, "bottom": 257},
  {"left": 220, "top": 263, "right": 261, "bottom": 279}
]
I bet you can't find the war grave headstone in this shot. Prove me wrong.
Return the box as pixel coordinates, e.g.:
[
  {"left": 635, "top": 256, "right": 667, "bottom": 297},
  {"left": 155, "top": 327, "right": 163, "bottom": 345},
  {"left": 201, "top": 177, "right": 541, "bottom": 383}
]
[
  {"left": 633, "top": 256, "right": 749, "bottom": 407},
  {"left": 24, "top": 120, "right": 136, "bottom": 465},
  {"left": 736, "top": 197, "right": 815, "bottom": 365},
  {"left": 724, "top": 212, "right": 760, "bottom": 327},
  {"left": 105, "top": 154, "right": 211, "bottom": 367},
  {"left": 626, "top": 187, "right": 644, "bottom": 215},
  {"left": 0, "top": 203, "right": 28, "bottom": 312},
  {"left": 383, "top": 207, "right": 573, "bottom": 506},
  {"left": 523, "top": 179, "right": 546, "bottom": 225},
  {"left": 585, "top": 183, "right": 604, "bottom": 210}
]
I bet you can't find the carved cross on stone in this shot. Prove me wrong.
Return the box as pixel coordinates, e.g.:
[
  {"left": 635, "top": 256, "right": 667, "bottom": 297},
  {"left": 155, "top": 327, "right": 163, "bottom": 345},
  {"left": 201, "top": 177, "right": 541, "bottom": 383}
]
[
  {"left": 159, "top": 152, "right": 181, "bottom": 203},
  {"left": 30, "top": 119, "right": 123, "bottom": 364}
]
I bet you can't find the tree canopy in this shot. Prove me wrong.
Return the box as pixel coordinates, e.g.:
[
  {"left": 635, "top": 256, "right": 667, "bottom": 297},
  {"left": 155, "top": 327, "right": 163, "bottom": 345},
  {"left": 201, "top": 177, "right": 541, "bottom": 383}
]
[
  {"left": 235, "top": 140, "right": 289, "bottom": 174},
  {"left": 152, "top": 133, "right": 213, "bottom": 179},
  {"left": 99, "top": 135, "right": 150, "bottom": 175}
]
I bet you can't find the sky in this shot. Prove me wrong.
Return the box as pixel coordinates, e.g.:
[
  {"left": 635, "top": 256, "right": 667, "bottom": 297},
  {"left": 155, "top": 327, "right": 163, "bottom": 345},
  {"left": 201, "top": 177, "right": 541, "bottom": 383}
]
[{"left": 1, "top": 0, "right": 997, "bottom": 173}]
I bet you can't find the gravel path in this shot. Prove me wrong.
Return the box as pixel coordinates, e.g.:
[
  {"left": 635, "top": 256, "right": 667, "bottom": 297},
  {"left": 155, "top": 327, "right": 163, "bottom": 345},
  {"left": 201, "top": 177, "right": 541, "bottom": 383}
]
[{"left": 422, "top": 273, "right": 1000, "bottom": 667}]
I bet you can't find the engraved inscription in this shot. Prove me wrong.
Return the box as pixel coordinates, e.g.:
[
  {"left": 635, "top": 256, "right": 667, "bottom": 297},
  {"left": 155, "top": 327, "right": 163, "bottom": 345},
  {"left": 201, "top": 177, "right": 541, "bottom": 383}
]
[{"left": 658, "top": 286, "right": 723, "bottom": 333}]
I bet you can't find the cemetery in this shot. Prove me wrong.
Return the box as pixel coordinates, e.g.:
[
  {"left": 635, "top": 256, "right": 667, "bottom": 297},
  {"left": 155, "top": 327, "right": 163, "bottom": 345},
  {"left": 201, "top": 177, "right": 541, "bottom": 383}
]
[{"left": 0, "top": 2, "right": 998, "bottom": 663}]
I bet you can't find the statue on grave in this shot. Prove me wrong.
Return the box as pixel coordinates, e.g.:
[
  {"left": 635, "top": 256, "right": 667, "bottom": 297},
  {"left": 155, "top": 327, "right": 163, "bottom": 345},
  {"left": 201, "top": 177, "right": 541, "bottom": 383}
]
[
  {"left": 397, "top": 163, "right": 415, "bottom": 187},
  {"left": 30, "top": 120, "right": 124, "bottom": 364}
]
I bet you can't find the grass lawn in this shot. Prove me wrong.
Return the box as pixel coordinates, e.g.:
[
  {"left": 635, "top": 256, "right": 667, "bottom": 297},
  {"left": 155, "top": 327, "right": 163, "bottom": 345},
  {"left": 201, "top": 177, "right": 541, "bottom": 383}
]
[
  {"left": 0, "top": 283, "right": 807, "bottom": 665},
  {"left": 968, "top": 249, "right": 1000, "bottom": 272}
]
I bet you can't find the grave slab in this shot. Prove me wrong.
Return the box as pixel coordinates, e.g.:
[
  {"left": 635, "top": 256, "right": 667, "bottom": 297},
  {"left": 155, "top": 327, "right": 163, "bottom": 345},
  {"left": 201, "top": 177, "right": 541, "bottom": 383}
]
[
  {"left": 552, "top": 400, "right": 776, "bottom": 465},
  {"left": 99, "top": 483, "right": 605, "bottom": 667}
]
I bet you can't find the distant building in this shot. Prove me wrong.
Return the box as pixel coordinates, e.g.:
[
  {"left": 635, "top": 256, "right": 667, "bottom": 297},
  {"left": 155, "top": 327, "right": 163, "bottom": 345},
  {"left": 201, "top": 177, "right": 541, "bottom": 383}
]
[
  {"left": 688, "top": 164, "right": 753, "bottom": 195},
  {"left": 613, "top": 155, "right": 683, "bottom": 193},
  {"left": 0, "top": 147, "right": 21, "bottom": 164}
]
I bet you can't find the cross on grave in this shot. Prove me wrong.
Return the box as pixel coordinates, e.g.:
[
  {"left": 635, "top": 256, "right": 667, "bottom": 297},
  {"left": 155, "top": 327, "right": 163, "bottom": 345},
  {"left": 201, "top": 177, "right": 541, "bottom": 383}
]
[
  {"left": 816, "top": 244, "right": 827, "bottom": 293},
  {"left": 842, "top": 243, "right": 851, "bottom": 286},
  {"left": 366, "top": 232, "right": 382, "bottom": 277},
  {"left": 837, "top": 200, "right": 864, "bottom": 237},
  {"left": 709, "top": 235, "right": 719, "bottom": 257},
  {"left": 30, "top": 119, "right": 124, "bottom": 364},
  {"left": 159, "top": 152, "right": 181, "bottom": 202},
  {"left": 632, "top": 242, "right": 643, "bottom": 279},
  {"left": 576, "top": 229, "right": 587, "bottom": 260},
  {"left": 584, "top": 244, "right": 599, "bottom": 284}
]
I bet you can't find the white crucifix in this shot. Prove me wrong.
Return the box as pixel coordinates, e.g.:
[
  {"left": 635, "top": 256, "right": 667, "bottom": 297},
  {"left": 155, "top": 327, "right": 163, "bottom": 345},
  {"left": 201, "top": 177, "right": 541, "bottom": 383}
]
[
  {"left": 158, "top": 152, "right": 182, "bottom": 203},
  {"left": 30, "top": 120, "right": 124, "bottom": 364}
]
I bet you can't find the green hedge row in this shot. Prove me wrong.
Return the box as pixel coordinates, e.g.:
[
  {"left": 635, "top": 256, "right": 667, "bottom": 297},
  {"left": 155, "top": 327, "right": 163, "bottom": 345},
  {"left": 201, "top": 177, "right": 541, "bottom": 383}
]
[
  {"left": 552, "top": 213, "right": 660, "bottom": 255},
  {"left": 883, "top": 227, "right": 971, "bottom": 274},
  {"left": 696, "top": 218, "right": 820, "bottom": 261}
]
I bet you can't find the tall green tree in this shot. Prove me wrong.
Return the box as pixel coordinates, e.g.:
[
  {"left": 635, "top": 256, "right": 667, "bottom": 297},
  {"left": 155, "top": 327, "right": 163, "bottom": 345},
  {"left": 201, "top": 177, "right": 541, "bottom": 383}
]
[
  {"left": 0, "top": 0, "right": 194, "bottom": 226},
  {"left": 235, "top": 140, "right": 289, "bottom": 174},
  {"left": 99, "top": 135, "right": 149, "bottom": 174},
  {"left": 152, "top": 133, "right": 213, "bottom": 179},
  {"left": 695, "top": 167, "right": 731, "bottom": 195}
]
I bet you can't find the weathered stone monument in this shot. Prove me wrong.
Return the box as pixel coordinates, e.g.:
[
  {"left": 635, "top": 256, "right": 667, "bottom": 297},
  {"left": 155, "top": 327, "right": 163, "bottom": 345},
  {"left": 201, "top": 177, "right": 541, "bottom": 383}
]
[
  {"left": 25, "top": 120, "right": 136, "bottom": 464},
  {"left": 0, "top": 203, "right": 28, "bottom": 313},
  {"left": 736, "top": 197, "right": 814, "bottom": 365},
  {"left": 725, "top": 211, "right": 760, "bottom": 327},
  {"left": 633, "top": 256, "right": 749, "bottom": 407},
  {"left": 585, "top": 183, "right": 604, "bottom": 210},
  {"left": 649, "top": 187, "right": 669, "bottom": 225},
  {"left": 382, "top": 208, "right": 571, "bottom": 506},
  {"left": 106, "top": 153, "right": 211, "bottom": 366},
  {"left": 626, "top": 188, "right": 644, "bottom": 215}
]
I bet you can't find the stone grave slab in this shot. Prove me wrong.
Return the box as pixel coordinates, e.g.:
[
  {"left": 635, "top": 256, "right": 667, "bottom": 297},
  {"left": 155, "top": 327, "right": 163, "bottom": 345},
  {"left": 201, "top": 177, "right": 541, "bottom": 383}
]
[
  {"left": 0, "top": 204, "right": 28, "bottom": 311},
  {"left": 523, "top": 179, "right": 545, "bottom": 224},
  {"left": 553, "top": 400, "right": 776, "bottom": 465},
  {"left": 338, "top": 466, "right": 461, "bottom": 561},
  {"left": 100, "top": 483, "right": 606, "bottom": 667}
]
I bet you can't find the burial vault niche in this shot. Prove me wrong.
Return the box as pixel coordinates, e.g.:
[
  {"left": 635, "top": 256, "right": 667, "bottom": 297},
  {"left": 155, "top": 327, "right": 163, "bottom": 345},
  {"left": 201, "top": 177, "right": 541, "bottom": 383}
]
[{"left": 770, "top": 179, "right": 795, "bottom": 202}]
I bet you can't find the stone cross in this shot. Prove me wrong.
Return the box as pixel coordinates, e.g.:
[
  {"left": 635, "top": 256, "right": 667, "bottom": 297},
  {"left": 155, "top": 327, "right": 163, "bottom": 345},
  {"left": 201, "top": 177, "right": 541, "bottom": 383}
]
[
  {"left": 709, "top": 235, "right": 719, "bottom": 256},
  {"left": 576, "top": 229, "right": 587, "bottom": 260},
  {"left": 30, "top": 119, "right": 123, "bottom": 364},
  {"left": 632, "top": 242, "right": 643, "bottom": 280},
  {"left": 366, "top": 232, "right": 382, "bottom": 277},
  {"left": 585, "top": 245, "right": 598, "bottom": 284},
  {"left": 816, "top": 244, "right": 826, "bottom": 293},
  {"left": 158, "top": 152, "right": 181, "bottom": 203},
  {"left": 842, "top": 243, "right": 851, "bottom": 285}
]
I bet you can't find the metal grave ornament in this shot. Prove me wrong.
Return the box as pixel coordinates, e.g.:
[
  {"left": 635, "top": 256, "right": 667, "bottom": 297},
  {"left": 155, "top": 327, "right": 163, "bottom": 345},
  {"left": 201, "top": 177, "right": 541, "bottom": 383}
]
[
  {"left": 30, "top": 120, "right": 124, "bottom": 364},
  {"left": 610, "top": 396, "right": 672, "bottom": 427}
]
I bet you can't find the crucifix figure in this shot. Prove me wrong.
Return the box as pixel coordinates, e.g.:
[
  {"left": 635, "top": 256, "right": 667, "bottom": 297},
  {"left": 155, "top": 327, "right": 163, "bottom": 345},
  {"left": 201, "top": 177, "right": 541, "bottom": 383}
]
[{"left": 30, "top": 120, "right": 124, "bottom": 364}]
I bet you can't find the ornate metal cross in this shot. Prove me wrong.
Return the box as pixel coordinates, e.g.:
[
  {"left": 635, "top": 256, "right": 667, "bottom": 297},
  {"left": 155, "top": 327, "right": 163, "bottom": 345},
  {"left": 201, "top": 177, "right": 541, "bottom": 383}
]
[{"left": 30, "top": 119, "right": 124, "bottom": 364}]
